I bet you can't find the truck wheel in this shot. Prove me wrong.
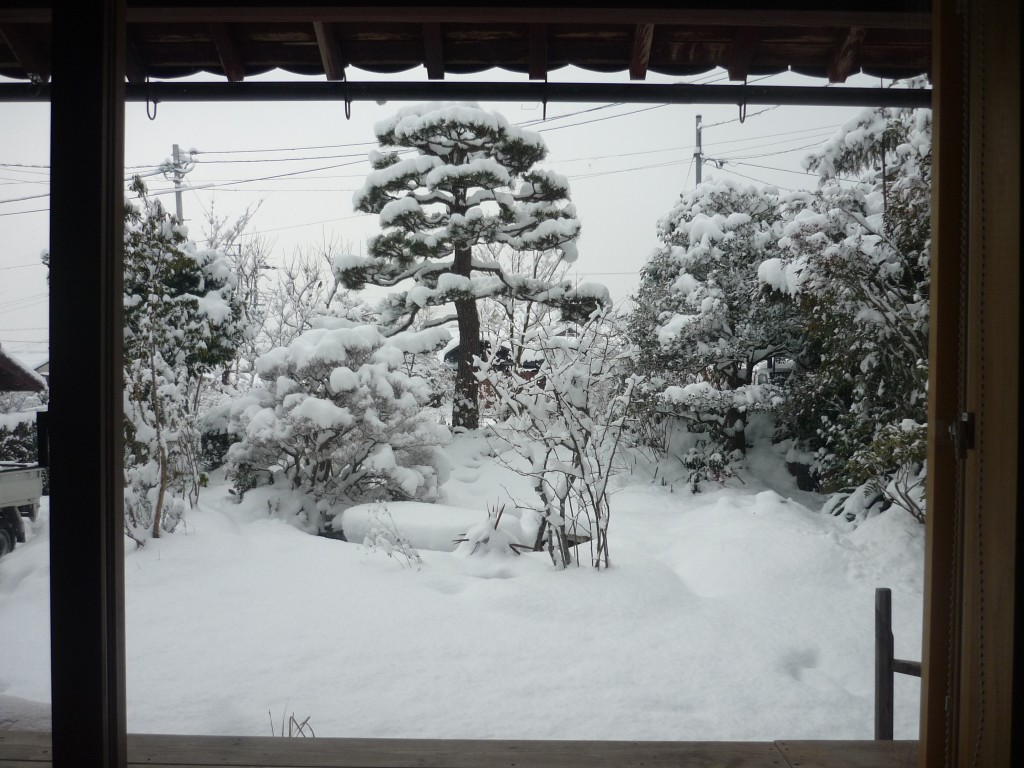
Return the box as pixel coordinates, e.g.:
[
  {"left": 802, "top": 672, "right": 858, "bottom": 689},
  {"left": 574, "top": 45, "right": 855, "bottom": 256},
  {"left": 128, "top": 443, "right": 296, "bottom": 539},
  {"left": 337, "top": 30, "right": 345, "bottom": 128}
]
[{"left": 0, "top": 527, "right": 13, "bottom": 558}]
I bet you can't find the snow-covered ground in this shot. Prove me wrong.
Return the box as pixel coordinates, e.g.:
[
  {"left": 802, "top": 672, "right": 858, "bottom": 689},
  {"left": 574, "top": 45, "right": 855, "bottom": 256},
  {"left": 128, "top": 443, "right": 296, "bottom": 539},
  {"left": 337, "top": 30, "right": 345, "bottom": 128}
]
[{"left": 0, "top": 433, "right": 923, "bottom": 739}]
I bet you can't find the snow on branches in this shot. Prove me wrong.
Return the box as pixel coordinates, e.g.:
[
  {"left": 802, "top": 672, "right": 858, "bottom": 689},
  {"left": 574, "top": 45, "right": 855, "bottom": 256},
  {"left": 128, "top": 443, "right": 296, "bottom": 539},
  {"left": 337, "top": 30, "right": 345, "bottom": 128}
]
[
  {"left": 218, "top": 321, "right": 452, "bottom": 530},
  {"left": 340, "top": 102, "right": 603, "bottom": 429},
  {"left": 484, "top": 313, "right": 639, "bottom": 569},
  {"left": 123, "top": 177, "right": 247, "bottom": 544},
  {"left": 629, "top": 102, "right": 931, "bottom": 520}
]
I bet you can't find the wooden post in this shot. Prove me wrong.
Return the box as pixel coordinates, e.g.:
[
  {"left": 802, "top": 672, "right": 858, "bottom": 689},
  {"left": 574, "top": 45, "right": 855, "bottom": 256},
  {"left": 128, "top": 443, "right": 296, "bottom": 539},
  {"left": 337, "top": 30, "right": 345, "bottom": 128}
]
[
  {"left": 48, "top": 1, "right": 127, "bottom": 766},
  {"left": 876, "top": 587, "right": 895, "bottom": 740}
]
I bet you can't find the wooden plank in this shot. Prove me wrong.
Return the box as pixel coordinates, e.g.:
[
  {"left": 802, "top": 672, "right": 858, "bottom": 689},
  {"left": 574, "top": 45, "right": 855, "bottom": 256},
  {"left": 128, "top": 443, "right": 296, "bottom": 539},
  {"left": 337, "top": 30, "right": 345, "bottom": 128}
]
[
  {"left": 0, "top": 23, "right": 48, "bottom": 80},
  {"left": 0, "top": 734, "right": 930, "bottom": 768},
  {"left": 0, "top": 730, "right": 51, "bottom": 763},
  {"left": 422, "top": 22, "right": 444, "bottom": 80},
  {"left": 312, "top": 21, "right": 345, "bottom": 80},
  {"left": 120, "top": 735, "right": 789, "bottom": 767},
  {"left": 527, "top": 23, "right": 546, "bottom": 80},
  {"left": 629, "top": 23, "right": 654, "bottom": 80},
  {"left": 117, "top": 8, "right": 933, "bottom": 31},
  {"left": 726, "top": 26, "right": 760, "bottom": 81},
  {"left": 827, "top": 26, "right": 865, "bottom": 83},
  {"left": 208, "top": 21, "right": 245, "bottom": 81},
  {"left": 775, "top": 741, "right": 917, "bottom": 768}
]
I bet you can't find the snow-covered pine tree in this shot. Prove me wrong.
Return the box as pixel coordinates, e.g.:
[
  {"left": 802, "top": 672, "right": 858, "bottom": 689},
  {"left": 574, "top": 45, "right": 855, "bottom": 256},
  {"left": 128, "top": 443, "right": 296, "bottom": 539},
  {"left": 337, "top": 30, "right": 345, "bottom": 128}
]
[
  {"left": 338, "top": 102, "right": 605, "bottom": 430},
  {"left": 123, "top": 177, "right": 247, "bottom": 542}
]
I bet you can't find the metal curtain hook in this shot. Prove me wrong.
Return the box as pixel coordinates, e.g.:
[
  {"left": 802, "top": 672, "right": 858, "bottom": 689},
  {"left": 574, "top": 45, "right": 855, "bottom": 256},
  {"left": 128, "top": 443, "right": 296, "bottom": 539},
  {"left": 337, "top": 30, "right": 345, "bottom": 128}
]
[
  {"left": 342, "top": 69, "right": 352, "bottom": 120},
  {"left": 145, "top": 77, "right": 158, "bottom": 121}
]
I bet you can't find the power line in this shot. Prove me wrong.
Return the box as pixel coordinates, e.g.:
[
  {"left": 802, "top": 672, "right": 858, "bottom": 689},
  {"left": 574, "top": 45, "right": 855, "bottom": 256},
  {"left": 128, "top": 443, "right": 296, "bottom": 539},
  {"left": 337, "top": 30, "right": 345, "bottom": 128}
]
[
  {"left": 0, "top": 206, "right": 48, "bottom": 217},
  {"left": 535, "top": 104, "right": 669, "bottom": 133}
]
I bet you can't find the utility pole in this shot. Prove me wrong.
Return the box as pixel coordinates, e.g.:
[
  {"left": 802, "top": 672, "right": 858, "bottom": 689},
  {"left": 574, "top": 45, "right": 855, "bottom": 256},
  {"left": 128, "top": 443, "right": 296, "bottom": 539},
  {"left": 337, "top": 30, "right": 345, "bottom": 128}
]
[
  {"left": 694, "top": 114, "right": 702, "bottom": 186},
  {"left": 171, "top": 143, "right": 185, "bottom": 223}
]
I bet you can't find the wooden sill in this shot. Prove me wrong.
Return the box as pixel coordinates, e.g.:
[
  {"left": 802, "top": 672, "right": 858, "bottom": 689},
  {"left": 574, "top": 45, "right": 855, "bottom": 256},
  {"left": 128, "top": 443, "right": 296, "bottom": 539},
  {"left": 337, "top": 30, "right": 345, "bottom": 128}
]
[{"left": 0, "top": 731, "right": 917, "bottom": 767}]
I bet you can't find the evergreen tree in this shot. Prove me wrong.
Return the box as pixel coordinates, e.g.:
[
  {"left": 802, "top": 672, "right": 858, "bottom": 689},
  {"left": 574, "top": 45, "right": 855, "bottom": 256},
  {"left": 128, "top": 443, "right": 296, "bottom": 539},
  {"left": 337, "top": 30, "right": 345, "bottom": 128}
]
[
  {"left": 123, "top": 178, "right": 247, "bottom": 542},
  {"left": 770, "top": 106, "right": 931, "bottom": 519},
  {"left": 338, "top": 102, "right": 603, "bottom": 429},
  {"left": 628, "top": 180, "right": 800, "bottom": 483}
]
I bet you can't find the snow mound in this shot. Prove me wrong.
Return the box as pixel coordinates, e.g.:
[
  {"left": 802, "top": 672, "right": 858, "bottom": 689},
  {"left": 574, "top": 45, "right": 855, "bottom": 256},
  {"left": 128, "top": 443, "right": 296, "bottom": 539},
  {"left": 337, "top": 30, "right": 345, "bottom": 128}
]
[{"left": 339, "top": 501, "right": 530, "bottom": 553}]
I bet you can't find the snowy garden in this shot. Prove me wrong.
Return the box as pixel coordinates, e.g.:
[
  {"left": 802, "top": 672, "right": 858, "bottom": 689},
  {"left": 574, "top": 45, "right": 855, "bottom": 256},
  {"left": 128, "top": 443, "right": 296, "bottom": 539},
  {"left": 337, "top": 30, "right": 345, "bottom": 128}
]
[{"left": 0, "top": 98, "right": 929, "bottom": 739}]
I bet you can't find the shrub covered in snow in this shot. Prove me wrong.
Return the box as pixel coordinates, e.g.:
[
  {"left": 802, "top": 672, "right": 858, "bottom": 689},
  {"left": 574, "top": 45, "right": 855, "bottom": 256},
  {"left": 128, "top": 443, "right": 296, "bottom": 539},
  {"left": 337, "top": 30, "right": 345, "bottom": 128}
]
[
  {"left": 219, "top": 322, "right": 452, "bottom": 528},
  {"left": 486, "top": 313, "right": 638, "bottom": 569}
]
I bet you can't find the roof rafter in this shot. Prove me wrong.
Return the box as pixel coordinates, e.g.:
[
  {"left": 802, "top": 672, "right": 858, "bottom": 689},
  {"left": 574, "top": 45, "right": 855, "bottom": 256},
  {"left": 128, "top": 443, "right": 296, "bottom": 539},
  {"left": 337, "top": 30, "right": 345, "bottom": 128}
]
[
  {"left": 629, "top": 24, "right": 655, "bottom": 80},
  {"left": 124, "top": 30, "right": 147, "bottom": 84},
  {"left": 0, "top": 23, "right": 48, "bottom": 81},
  {"left": 528, "top": 23, "right": 547, "bottom": 80},
  {"left": 829, "top": 26, "right": 867, "bottom": 83},
  {"left": 726, "top": 27, "right": 761, "bottom": 81},
  {"left": 423, "top": 22, "right": 444, "bottom": 80},
  {"left": 312, "top": 20, "right": 345, "bottom": 81},
  {"left": 208, "top": 21, "right": 245, "bottom": 82}
]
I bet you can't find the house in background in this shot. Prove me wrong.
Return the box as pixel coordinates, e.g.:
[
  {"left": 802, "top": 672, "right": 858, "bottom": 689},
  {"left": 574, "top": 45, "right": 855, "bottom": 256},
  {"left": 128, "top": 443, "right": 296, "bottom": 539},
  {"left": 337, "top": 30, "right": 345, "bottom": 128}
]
[
  {"left": 0, "top": 346, "right": 46, "bottom": 394},
  {"left": 33, "top": 360, "right": 48, "bottom": 388}
]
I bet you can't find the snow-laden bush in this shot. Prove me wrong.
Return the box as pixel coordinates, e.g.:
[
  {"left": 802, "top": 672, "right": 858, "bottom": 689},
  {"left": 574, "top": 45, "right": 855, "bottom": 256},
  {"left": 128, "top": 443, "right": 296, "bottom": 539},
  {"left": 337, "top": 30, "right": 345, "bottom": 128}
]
[
  {"left": 485, "top": 313, "right": 638, "bottom": 569},
  {"left": 219, "top": 321, "right": 452, "bottom": 528}
]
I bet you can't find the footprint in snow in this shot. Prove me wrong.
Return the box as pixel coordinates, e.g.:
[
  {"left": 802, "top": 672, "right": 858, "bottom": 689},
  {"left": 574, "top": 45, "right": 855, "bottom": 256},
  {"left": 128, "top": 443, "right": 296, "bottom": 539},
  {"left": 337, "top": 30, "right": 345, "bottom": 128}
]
[{"left": 778, "top": 646, "right": 820, "bottom": 682}]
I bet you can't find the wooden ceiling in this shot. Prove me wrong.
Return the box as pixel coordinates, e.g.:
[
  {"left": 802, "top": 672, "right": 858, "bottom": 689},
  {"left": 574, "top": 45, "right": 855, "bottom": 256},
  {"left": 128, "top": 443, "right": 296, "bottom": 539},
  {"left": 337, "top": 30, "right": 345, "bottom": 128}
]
[{"left": 0, "top": 3, "right": 930, "bottom": 87}]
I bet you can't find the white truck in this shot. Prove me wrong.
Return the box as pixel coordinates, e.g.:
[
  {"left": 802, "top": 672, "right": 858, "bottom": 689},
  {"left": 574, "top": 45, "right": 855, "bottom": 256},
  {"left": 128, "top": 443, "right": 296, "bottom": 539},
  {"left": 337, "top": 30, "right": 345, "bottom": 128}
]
[{"left": 0, "top": 462, "right": 43, "bottom": 559}]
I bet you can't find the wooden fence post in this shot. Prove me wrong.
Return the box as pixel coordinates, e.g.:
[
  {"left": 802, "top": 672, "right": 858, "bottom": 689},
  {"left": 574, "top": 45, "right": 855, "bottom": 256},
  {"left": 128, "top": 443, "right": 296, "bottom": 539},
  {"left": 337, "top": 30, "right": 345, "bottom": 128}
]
[{"left": 875, "top": 587, "right": 895, "bottom": 740}]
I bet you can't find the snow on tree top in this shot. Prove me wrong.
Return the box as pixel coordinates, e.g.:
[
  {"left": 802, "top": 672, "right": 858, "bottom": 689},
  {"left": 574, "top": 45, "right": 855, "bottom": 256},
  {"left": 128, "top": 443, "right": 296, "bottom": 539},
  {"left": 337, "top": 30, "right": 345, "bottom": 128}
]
[{"left": 374, "top": 102, "right": 547, "bottom": 155}]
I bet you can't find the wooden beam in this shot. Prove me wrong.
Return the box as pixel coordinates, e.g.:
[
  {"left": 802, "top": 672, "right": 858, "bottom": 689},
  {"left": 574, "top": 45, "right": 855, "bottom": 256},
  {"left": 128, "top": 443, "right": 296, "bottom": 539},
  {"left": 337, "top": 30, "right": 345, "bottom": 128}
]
[
  {"left": 528, "top": 23, "right": 547, "bottom": 81},
  {"left": 313, "top": 20, "right": 345, "bottom": 81},
  {"left": 827, "top": 26, "right": 866, "bottom": 83},
  {"left": 726, "top": 26, "right": 760, "bottom": 81},
  {"left": 0, "top": 23, "right": 49, "bottom": 81},
  {"left": 629, "top": 23, "right": 654, "bottom": 80},
  {"left": 124, "top": 30, "right": 147, "bottom": 84},
  {"left": 0, "top": 730, "right": 922, "bottom": 767},
  {"left": 116, "top": 7, "right": 932, "bottom": 30},
  {"left": 422, "top": 21, "right": 444, "bottom": 80},
  {"left": 48, "top": 1, "right": 127, "bottom": 766},
  {"left": 208, "top": 21, "right": 245, "bottom": 82},
  {"left": 957, "top": 0, "right": 1022, "bottom": 764}
]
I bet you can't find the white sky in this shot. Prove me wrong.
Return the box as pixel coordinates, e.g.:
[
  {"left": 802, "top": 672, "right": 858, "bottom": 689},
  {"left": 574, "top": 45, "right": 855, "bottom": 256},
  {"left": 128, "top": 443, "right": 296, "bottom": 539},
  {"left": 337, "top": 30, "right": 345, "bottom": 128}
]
[{"left": 0, "top": 66, "right": 894, "bottom": 368}]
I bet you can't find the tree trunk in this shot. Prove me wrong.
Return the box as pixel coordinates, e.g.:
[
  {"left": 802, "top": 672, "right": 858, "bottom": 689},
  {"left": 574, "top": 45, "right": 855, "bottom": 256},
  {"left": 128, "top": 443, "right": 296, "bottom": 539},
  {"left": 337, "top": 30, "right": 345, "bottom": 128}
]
[{"left": 452, "top": 244, "right": 481, "bottom": 430}]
